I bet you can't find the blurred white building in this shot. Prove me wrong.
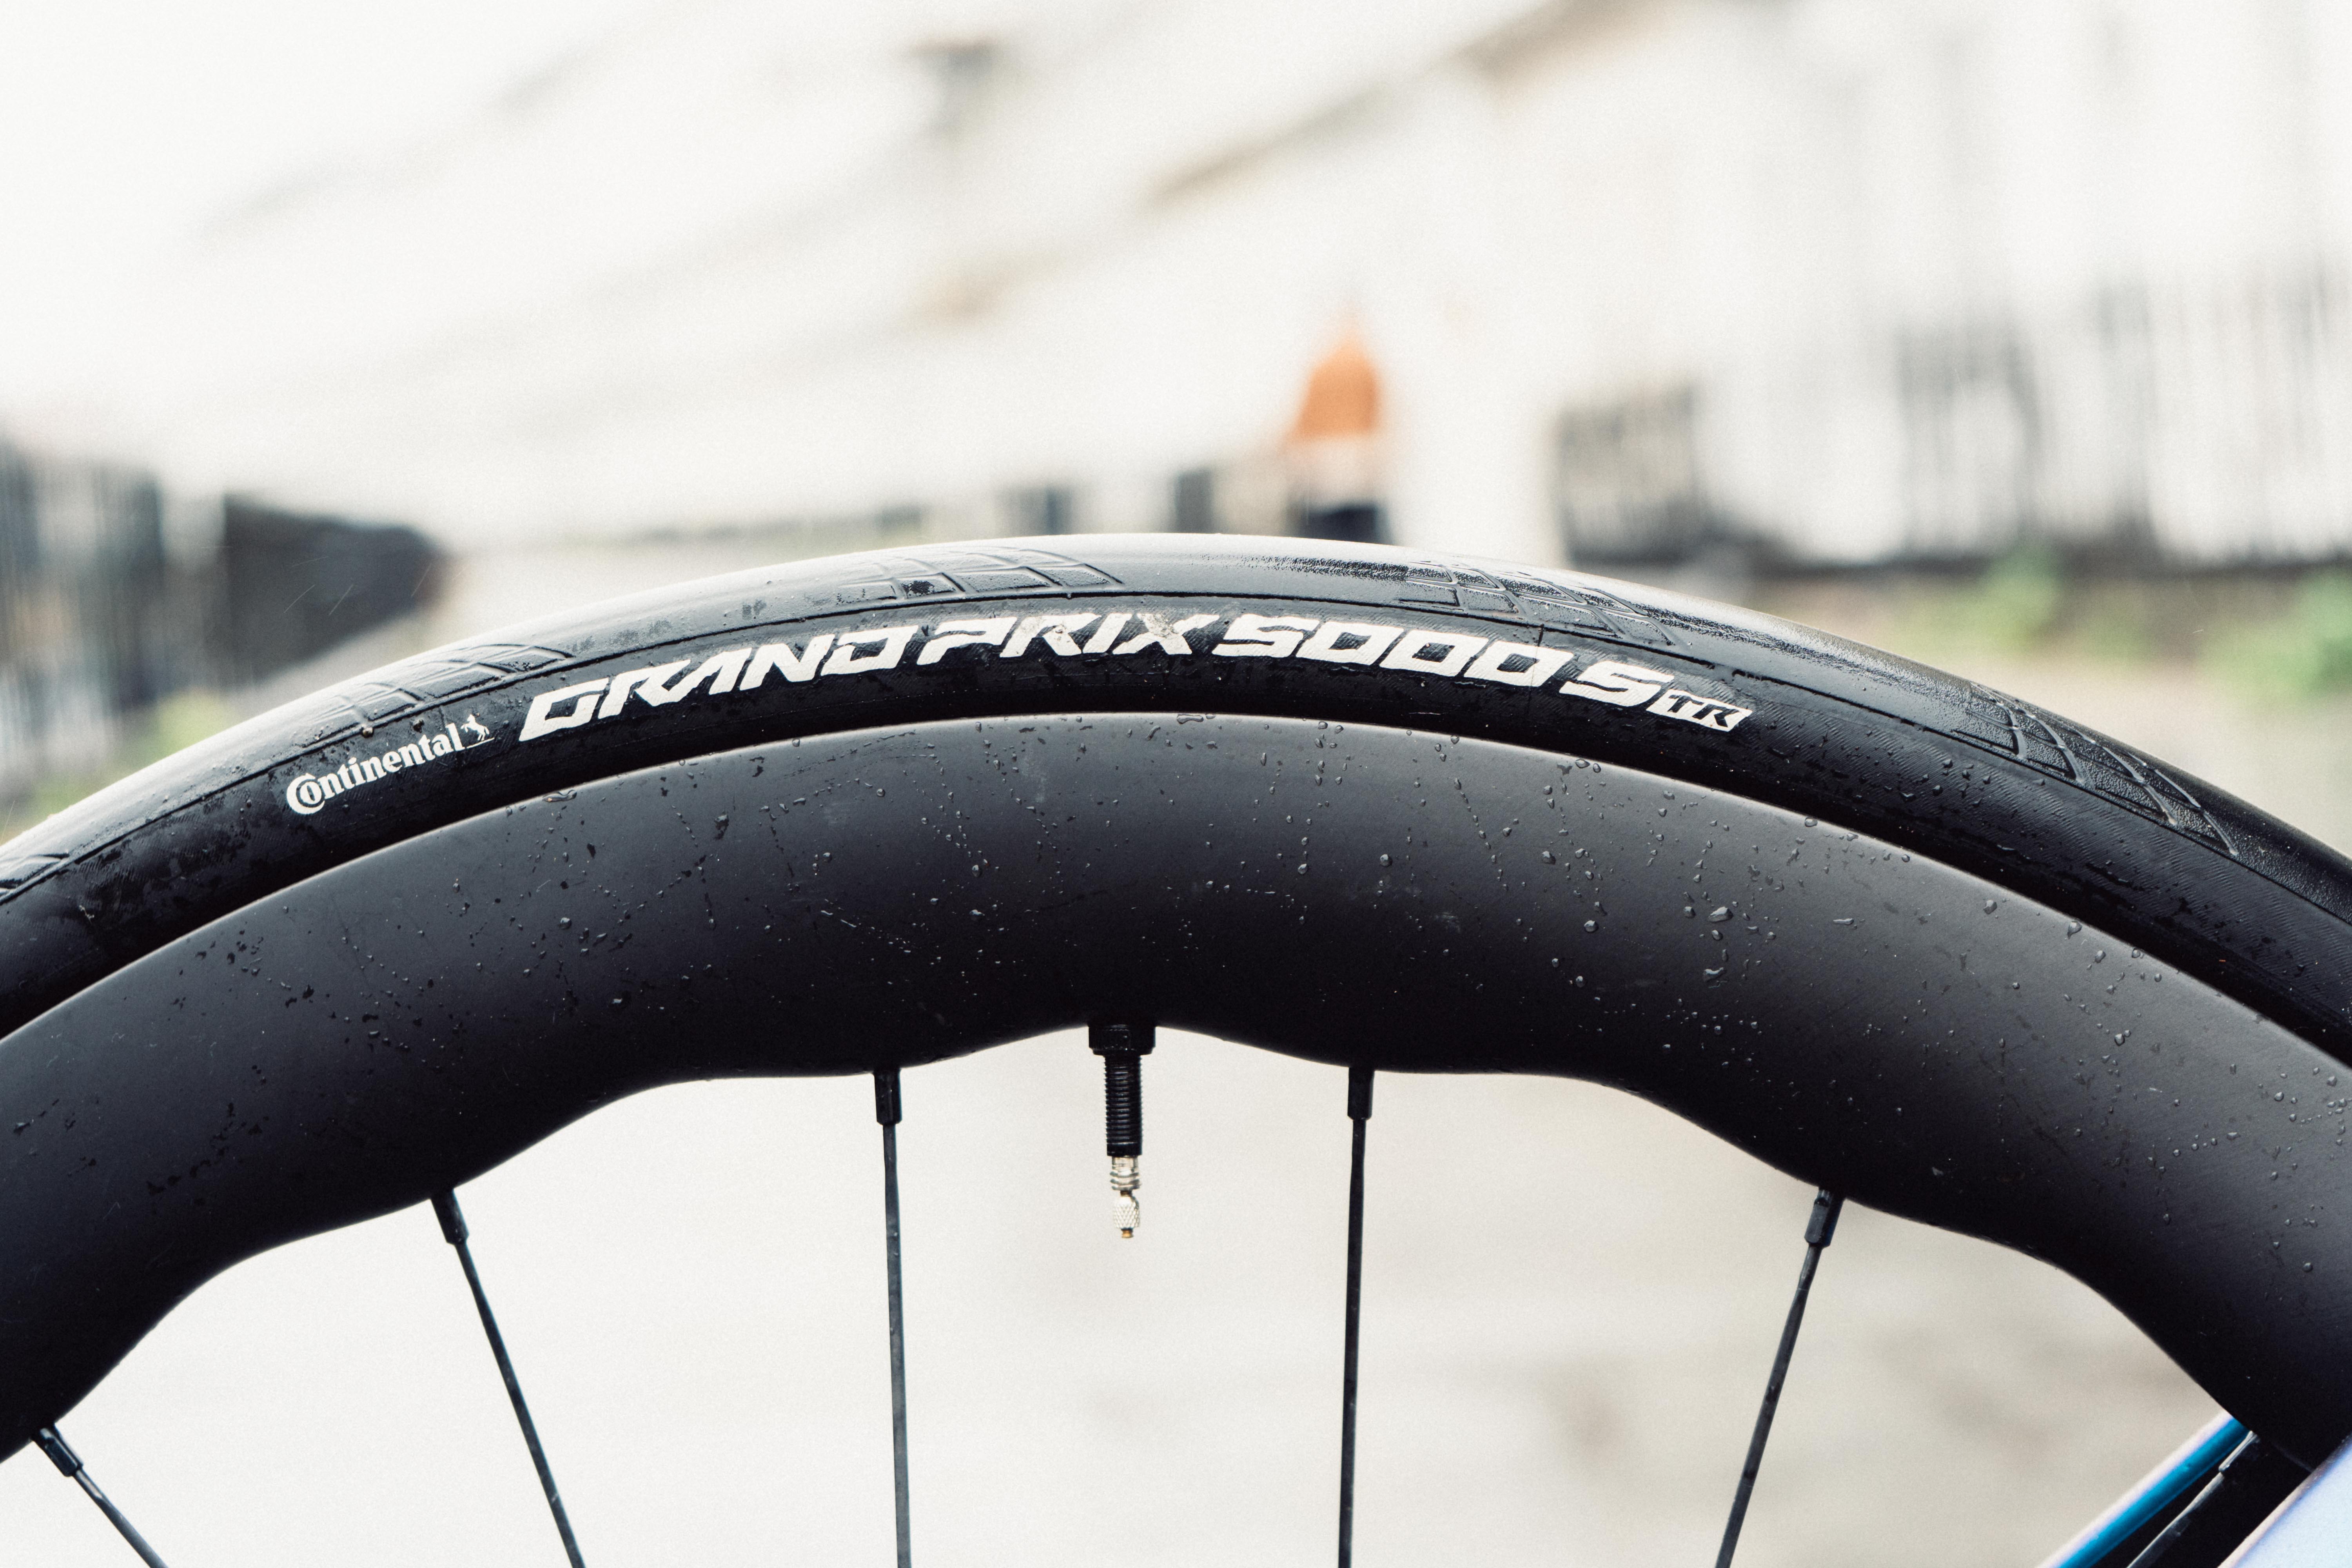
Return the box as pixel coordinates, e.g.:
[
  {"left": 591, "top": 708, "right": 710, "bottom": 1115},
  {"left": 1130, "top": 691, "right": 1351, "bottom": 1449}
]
[{"left": 96, "top": 0, "right": 2352, "bottom": 565}]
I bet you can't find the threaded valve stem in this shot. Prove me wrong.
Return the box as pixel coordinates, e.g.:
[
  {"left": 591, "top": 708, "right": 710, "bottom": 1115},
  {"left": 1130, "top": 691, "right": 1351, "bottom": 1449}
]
[{"left": 1090, "top": 1021, "right": 1154, "bottom": 1236}]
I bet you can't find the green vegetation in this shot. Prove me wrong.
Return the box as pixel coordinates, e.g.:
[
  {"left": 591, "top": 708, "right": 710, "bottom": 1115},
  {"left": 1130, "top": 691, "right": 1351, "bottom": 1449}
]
[
  {"left": 2201, "top": 572, "right": 2352, "bottom": 704},
  {"left": 1887, "top": 545, "right": 2076, "bottom": 662},
  {"left": 3, "top": 690, "right": 239, "bottom": 844},
  {"left": 1957, "top": 545, "right": 2066, "bottom": 650},
  {"left": 1761, "top": 549, "right": 2352, "bottom": 705}
]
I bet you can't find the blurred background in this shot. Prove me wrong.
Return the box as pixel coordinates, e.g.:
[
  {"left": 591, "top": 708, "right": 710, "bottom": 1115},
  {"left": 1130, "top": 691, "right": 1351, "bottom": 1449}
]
[{"left": 6, "top": 0, "right": 2352, "bottom": 1562}]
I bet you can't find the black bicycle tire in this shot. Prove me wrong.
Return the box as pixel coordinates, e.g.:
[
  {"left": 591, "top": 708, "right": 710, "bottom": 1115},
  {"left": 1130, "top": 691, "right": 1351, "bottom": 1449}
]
[{"left": 3, "top": 535, "right": 2348, "bottom": 1470}]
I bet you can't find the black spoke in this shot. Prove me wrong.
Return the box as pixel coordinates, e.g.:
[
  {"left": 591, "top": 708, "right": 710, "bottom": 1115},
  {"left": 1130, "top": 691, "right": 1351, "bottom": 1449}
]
[
  {"left": 430, "top": 1190, "right": 587, "bottom": 1568},
  {"left": 1715, "top": 1187, "right": 1843, "bottom": 1568},
  {"left": 34, "top": 1420, "right": 172, "bottom": 1568},
  {"left": 34, "top": 1425, "right": 171, "bottom": 1568},
  {"left": 1337, "top": 1064, "right": 1374, "bottom": 1568},
  {"left": 2122, "top": 1432, "right": 2306, "bottom": 1568},
  {"left": 876, "top": 1067, "right": 913, "bottom": 1568}
]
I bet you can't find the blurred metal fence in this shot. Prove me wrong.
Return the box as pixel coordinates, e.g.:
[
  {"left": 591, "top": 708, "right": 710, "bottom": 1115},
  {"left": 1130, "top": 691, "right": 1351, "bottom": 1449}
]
[
  {"left": 1559, "top": 262, "right": 2352, "bottom": 569},
  {"left": 0, "top": 439, "right": 441, "bottom": 810}
]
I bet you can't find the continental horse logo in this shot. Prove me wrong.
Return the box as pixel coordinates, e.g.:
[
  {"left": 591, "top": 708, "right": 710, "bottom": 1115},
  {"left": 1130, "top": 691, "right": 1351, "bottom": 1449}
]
[{"left": 284, "top": 715, "right": 494, "bottom": 815}]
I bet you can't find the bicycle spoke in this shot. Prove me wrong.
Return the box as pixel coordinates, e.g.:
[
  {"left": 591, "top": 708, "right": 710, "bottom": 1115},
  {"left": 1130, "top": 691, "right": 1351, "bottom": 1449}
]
[
  {"left": 430, "top": 1190, "right": 587, "bottom": 1568},
  {"left": 1714, "top": 1187, "right": 1844, "bottom": 1568},
  {"left": 1337, "top": 1064, "right": 1374, "bottom": 1568},
  {"left": 34, "top": 1425, "right": 172, "bottom": 1568},
  {"left": 1089, "top": 1022, "right": 1154, "bottom": 1235},
  {"left": 876, "top": 1067, "right": 912, "bottom": 1568},
  {"left": 2121, "top": 1431, "right": 2305, "bottom": 1568}
]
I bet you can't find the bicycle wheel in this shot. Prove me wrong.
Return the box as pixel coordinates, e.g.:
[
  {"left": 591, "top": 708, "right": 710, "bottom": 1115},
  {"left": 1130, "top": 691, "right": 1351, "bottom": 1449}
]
[{"left": 3, "top": 536, "right": 2347, "bottom": 1525}]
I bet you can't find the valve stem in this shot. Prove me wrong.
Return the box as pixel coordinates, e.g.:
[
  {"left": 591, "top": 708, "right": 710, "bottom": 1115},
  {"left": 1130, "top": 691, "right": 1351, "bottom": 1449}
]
[
  {"left": 1109, "top": 1155, "right": 1141, "bottom": 1236},
  {"left": 1091, "top": 1021, "right": 1154, "bottom": 1236}
]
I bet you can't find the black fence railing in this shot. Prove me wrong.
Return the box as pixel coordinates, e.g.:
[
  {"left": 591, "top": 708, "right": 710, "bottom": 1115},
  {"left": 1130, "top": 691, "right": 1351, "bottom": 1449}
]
[{"left": 0, "top": 440, "right": 442, "bottom": 815}]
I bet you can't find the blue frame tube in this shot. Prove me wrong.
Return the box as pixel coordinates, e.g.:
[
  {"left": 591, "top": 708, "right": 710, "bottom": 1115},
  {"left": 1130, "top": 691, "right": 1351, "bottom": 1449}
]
[{"left": 2037, "top": 1413, "right": 2248, "bottom": 1568}]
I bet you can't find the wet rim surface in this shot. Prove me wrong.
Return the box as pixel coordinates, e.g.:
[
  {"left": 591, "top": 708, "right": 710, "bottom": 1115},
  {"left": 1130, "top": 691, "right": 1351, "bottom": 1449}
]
[{"left": 4, "top": 715, "right": 2348, "bottom": 1466}]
